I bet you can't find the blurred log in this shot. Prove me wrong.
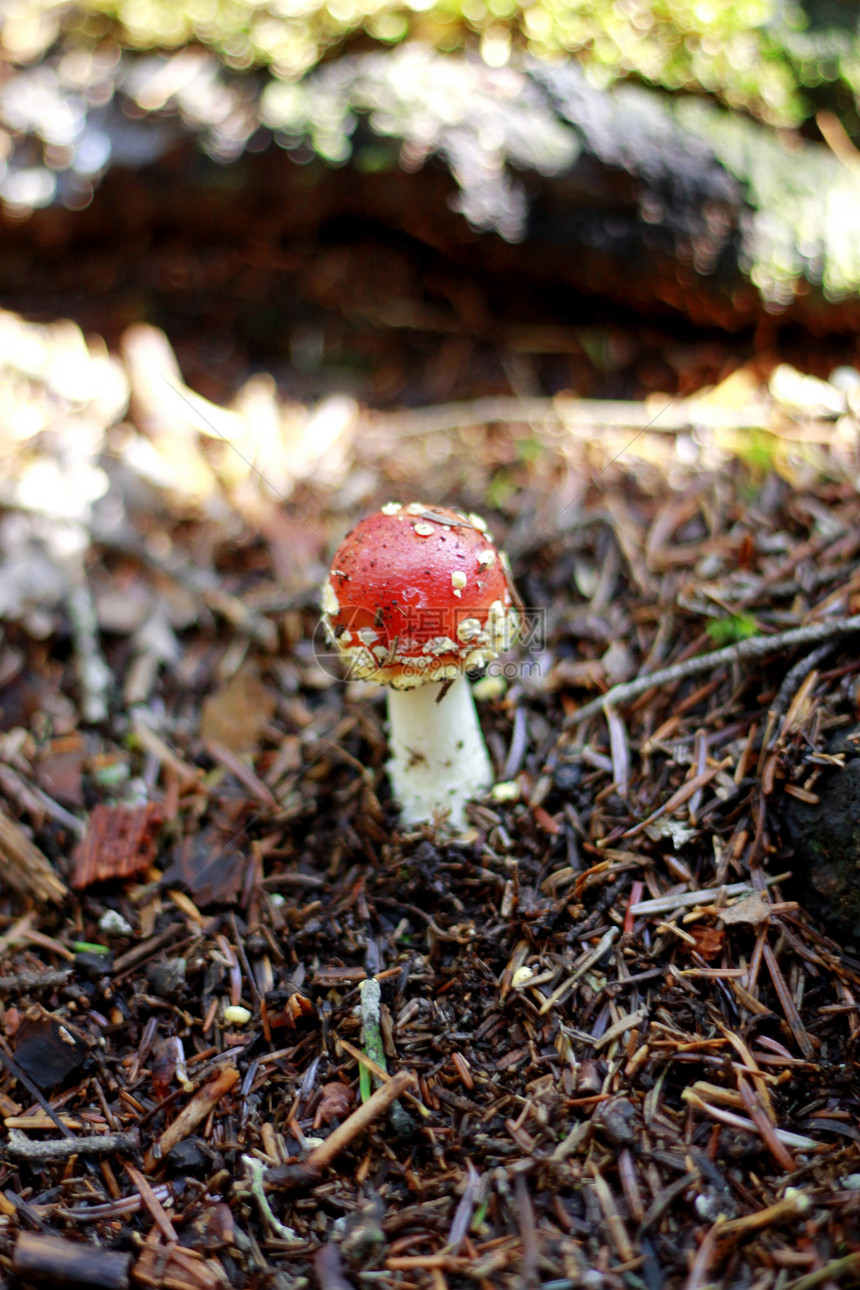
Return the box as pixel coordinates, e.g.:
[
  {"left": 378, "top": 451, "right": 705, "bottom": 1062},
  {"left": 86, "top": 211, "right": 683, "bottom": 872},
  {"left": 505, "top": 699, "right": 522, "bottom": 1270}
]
[
  {"left": 2, "top": 47, "right": 860, "bottom": 346},
  {"left": 13, "top": 1232, "right": 132, "bottom": 1290}
]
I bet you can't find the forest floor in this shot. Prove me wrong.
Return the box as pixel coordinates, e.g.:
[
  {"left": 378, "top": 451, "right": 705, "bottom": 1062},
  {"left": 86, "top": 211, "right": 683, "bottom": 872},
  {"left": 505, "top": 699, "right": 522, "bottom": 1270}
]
[{"left": 1, "top": 271, "right": 860, "bottom": 1290}]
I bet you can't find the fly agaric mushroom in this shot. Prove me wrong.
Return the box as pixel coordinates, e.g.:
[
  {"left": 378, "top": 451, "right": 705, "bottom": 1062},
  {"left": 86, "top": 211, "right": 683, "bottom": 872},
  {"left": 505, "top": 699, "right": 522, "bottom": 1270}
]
[{"left": 322, "top": 502, "right": 519, "bottom": 829}]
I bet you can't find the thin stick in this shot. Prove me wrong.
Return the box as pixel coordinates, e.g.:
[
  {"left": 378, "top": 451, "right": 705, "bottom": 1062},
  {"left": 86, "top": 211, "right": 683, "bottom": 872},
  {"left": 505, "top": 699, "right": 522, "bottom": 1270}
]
[
  {"left": 566, "top": 615, "right": 860, "bottom": 729},
  {"left": 387, "top": 395, "right": 773, "bottom": 438},
  {"left": 143, "top": 1064, "right": 239, "bottom": 1170},
  {"left": 5, "top": 1129, "right": 139, "bottom": 1161},
  {"left": 337, "top": 1035, "right": 430, "bottom": 1118},
  {"left": 303, "top": 1070, "right": 415, "bottom": 1173},
  {"left": 123, "top": 1162, "right": 178, "bottom": 1243}
]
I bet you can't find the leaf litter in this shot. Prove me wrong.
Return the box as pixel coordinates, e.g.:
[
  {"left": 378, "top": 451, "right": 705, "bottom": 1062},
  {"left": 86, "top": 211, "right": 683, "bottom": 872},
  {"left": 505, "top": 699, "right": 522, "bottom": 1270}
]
[{"left": 0, "top": 308, "right": 858, "bottom": 1287}]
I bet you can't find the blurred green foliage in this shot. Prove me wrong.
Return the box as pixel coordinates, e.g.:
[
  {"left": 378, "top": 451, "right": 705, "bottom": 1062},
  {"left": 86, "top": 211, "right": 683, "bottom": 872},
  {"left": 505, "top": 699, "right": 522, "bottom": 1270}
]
[{"left": 6, "top": 0, "right": 860, "bottom": 131}]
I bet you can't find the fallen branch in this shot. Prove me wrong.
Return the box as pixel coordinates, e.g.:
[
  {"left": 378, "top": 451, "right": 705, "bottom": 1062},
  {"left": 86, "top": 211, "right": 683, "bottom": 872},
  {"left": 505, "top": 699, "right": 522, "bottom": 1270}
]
[
  {"left": 0, "top": 969, "right": 71, "bottom": 991},
  {"left": 565, "top": 615, "right": 860, "bottom": 729},
  {"left": 389, "top": 395, "right": 773, "bottom": 438}
]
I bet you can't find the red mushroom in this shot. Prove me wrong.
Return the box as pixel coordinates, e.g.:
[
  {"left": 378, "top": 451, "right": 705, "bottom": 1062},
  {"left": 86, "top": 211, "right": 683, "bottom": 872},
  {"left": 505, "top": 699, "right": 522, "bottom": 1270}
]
[{"left": 322, "top": 502, "right": 519, "bottom": 828}]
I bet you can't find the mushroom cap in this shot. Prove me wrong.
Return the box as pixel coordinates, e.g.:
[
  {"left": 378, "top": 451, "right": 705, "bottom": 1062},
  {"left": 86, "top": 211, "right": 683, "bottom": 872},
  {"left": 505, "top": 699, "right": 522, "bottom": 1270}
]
[{"left": 322, "top": 502, "right": 519, "bottom": 689}]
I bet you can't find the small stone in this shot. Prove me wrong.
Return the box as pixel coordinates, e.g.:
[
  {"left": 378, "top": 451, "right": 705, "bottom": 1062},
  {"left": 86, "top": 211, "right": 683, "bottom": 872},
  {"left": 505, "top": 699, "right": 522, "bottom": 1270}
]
[
  {"left": 594, "top": 1096, "right": 636, "bottom": 1146},
  {"left": 99, "top": 909, "right": 133, "bottom": 937},
  {"left": 491, "top": 780, "right": 520, "bottom": 802},
  {"left": 146, "top": 957, "right": 186, "bottom": 999}
]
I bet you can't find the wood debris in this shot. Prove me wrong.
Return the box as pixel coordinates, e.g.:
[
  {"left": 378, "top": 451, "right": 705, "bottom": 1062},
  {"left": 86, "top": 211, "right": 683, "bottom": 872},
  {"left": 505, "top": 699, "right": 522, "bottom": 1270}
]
[{"left": 0, "top": 810, "right": 66, "bottom": 903}]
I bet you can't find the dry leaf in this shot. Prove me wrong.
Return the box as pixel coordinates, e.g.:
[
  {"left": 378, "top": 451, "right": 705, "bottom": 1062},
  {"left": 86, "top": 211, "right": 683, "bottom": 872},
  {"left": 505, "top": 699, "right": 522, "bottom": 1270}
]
[
  {"left": 161, "top": 831, "right": 244, "bottom": 907},
  {"left": 200, "top": 661, "right": 275, "bottom": 755},
  {"left": 721, "top": 891, "right": 772, "bottom": 927},
  {"left": 13, "top": 1009, "right": 89, "bottom": 1089},
  {"left": 314, "top": 1081, "right": 354, "bottom": 1128},
  {"left": 35, "top": 734, "right": 84, "bottom": 809}
]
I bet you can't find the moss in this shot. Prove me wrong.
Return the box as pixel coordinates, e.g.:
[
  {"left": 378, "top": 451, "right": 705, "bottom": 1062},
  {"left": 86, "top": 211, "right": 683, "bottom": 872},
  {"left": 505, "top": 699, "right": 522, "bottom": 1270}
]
[{"left": 8, "top": 0, "right": 860, "bottom": 135}]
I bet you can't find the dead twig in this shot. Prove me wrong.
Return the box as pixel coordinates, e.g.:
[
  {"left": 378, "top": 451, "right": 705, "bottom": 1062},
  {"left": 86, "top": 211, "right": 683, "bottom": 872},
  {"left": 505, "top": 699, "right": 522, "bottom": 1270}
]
[
  {"left": 144, "top": 1064, "right": 240, "bottom": 1170},
  {"left": 265, "top": 1071, "right": 416, "bottom": 1194},
  {"left": 303, "top": 1069, "right": 415, "bottom": 1172},
  {"left": 389, "top": 395, "right": 772, "bottom": 438},
  {"left": 566, "top": 614, "right": 860, "bottom": 729},
  {"left": 4, "top": 1129, "right": 139, "bottom": 1161}
]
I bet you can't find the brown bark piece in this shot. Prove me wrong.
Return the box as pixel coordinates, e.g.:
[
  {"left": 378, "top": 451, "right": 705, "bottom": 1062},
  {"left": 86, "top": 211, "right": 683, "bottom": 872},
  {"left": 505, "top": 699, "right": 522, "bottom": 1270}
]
[
  {"left": 0, "top": 810, "right": 66, "bottom": 904},
  {"left": 71, "top": 802, "right": 163, "bottom": 889}
]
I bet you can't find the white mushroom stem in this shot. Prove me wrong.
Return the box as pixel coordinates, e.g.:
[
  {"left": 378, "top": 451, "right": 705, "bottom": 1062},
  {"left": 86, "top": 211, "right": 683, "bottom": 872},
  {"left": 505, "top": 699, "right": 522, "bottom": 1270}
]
[{"left": 386, "top": 677, "right": 493, "bottom": 830}]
